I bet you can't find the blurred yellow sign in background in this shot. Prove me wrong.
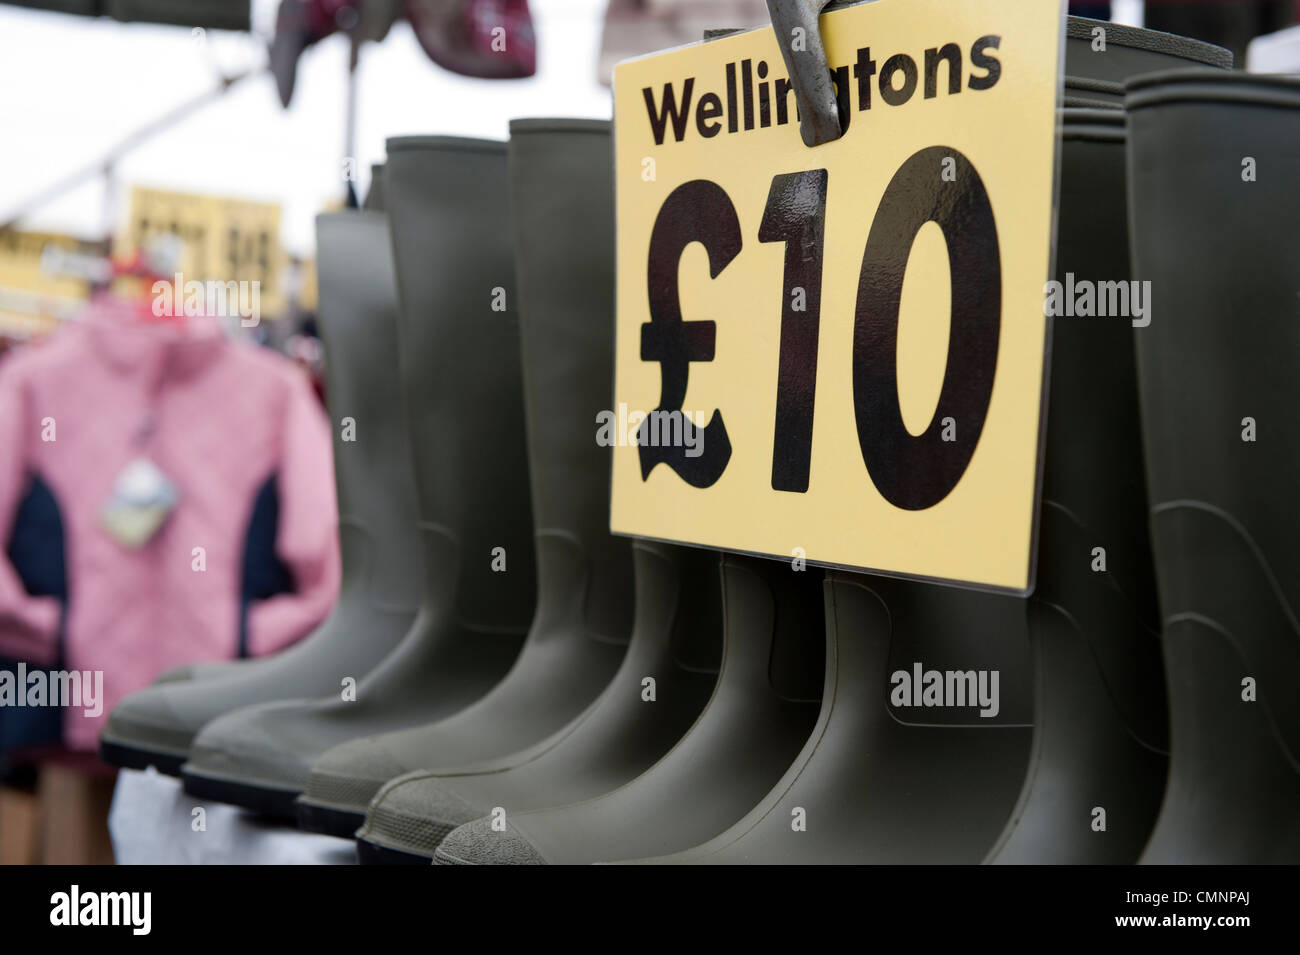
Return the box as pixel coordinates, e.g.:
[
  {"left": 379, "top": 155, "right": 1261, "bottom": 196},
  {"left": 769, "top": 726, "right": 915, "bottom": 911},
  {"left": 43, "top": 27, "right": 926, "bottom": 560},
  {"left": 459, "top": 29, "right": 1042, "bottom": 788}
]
[
  {"left": 121, "top": 186, "right": 284, "bottom": 318},
  {"left": 0, "top": 230, "right": 96, "bottom": 338}
]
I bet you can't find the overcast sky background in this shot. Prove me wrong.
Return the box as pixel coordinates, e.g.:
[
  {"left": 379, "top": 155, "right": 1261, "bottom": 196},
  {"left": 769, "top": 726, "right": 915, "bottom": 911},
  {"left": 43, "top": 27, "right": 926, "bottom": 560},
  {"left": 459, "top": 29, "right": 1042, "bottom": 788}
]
[{"left": 1, "top": 0, "right": 1145, "bottom": 255}]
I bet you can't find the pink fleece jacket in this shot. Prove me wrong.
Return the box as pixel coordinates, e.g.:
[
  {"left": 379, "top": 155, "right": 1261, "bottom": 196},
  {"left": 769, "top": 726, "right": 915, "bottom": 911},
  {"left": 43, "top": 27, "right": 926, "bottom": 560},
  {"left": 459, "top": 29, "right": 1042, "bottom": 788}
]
[{"left": 0, "top": 296, "right": 340, "bottom": 750}]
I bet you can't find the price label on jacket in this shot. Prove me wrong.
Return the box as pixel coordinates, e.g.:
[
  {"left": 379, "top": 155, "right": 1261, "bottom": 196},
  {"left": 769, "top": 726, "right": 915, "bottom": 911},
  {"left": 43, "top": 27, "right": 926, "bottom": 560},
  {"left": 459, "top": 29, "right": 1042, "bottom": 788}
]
[{"left": 610, "top": 0, "right": 1063, "bottom": 593}]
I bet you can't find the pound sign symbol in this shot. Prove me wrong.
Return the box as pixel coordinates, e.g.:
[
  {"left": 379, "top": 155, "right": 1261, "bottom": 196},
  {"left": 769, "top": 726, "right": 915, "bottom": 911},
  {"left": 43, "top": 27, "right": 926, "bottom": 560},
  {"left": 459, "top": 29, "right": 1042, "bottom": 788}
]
[{"left": 640, "top": 179, "right": 739, "bottom": 487}]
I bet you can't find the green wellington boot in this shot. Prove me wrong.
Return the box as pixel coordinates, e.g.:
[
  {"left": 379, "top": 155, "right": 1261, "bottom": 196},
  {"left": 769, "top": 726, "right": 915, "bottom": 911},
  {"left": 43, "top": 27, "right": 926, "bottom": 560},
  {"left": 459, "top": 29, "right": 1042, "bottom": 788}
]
[
  {"left": 1063, "top": 16, "right": 1231, "bottom": 107},
  {"left": 347, "top": 121, "right": 727, "bottom": 861},
  {"left": 146, "top": 172, "right": 393, "bottom": 693},
  {"left": 985, "top": 108, "right": 1168, "bottom": 864},
  {"left": 425, "top": 17, "right": 1232, "bottom": 867},
  {"left": 605, "top": 113, "right": 1170, "bottom": 869},
  {"left": 430, "top": 554, "right": 824, "bottom": 865},
  {"left": 610, "top": 80, "right": 1216, "bottom": 873},
  {"left": 296, "top": 126, "right": 635, "bottom": 840},
  {"left": 179, "top": 149, "right": 539, "bottom": 818},
  {"left": 428, "top": 73, "right": 1227, "bottom": 872},
  {"left": 439, "top": 565, "right": 1030, "bottom": 865},
  {"left": 1126, "top": 71, "right": 1300, "bottom": 863},
  {"left": 358, "top": 120, "right": 825, "bottom": 866},
  {"left": 99, "top": 210, "right": 423, "bottom": 775},
  {"left": 984, "top": 16, "right": 1229, "bottom": 864},
  {"left": 356, "top": 541, "right": 724, "bottom": 863},
  {"left": 596, "top": 20, "right": 1227, "bottom": 867}
]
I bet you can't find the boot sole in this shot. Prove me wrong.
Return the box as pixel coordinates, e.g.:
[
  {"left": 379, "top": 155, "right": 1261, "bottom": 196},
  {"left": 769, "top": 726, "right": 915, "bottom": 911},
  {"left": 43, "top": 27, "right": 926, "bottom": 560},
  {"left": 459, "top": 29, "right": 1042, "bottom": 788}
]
[
  {"left": 432, "top": 847, "right": 473, "bottom": 866},
  {"left": 100, "top": 737, "right": 188, "bottom": 777},
  {"left": 180, "top": 767, "right": 301, "bottom": 819},
  {"left": 295, "top": 797, "right": 366, "bottom": 839},
  {"left": 356, "top": 837, "right": 433, "bottom": 865}
]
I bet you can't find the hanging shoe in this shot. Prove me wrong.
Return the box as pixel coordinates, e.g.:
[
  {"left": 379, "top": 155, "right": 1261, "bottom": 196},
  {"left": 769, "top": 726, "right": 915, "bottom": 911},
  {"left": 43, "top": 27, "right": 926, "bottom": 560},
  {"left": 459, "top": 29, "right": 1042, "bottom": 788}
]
[{"left": 406, "top": 0, "right": 536, "bottom": 79}]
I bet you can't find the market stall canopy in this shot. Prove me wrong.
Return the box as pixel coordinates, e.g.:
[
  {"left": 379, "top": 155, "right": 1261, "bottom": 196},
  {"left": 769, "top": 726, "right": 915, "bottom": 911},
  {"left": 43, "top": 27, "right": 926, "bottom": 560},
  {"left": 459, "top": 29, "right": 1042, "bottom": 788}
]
[{"left": 1, "top": 0, "right": 250, "bottom": 30}]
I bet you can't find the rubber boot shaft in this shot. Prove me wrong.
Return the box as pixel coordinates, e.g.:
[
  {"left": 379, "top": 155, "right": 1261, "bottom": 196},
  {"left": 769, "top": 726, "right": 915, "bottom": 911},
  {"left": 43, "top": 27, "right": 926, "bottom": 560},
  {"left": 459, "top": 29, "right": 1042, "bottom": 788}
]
[
  {"left": 986, "top": 108, "right": 1168, "bottom": 864},
  {"left": 305, "top": 124, "right": 636, "bottom": 825},
  {"left": 1063, "top": 15, "right": 1231, "bottom": 108},
  {"left": 1126, "top": 71, "right": 1300, "bottom": 863},
  {"left": 100, "top": 212, "right": 422, "bottom": 771},
  {"left": 182, "top": 142, "right": 543, "bottom": 811},
  {"left": 509, "top": 120, "right": 632, "bottom": 642},
  {"left": 347, "top": 125, "right": 696, "bottom": 857},
  {"left": 316, "top": 213, "right": 425, "bottom": 613}
]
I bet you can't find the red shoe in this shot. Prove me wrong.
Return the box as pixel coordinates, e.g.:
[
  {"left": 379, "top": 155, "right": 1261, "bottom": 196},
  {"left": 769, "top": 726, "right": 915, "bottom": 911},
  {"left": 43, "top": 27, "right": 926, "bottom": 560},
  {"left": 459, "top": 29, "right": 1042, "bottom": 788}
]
[{"left": 406, "top": 0, "right": 536, "bottom": 79}]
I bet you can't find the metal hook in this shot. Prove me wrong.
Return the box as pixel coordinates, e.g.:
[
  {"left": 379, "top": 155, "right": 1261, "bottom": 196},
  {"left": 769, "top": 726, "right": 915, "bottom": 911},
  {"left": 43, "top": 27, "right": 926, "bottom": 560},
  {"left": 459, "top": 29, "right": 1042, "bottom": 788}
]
[{"left": 765, "top": 0, "right": 843, "bottom": 147}]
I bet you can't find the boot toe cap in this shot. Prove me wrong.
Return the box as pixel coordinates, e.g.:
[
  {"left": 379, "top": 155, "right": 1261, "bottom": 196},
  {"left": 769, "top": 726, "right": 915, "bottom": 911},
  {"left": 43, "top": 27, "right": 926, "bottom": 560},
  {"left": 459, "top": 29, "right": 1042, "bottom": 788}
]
[
  {"left": 302, "top": 737, "right": 409, "bottom": 813},
  {"left": 102, "top": 686, "right": 194, "bottom": 754},
  {"left": 356, "top": 771, "right": 489, "bottom": 857},
  {"left": 434, "top": 817, "right": 548, "bottom": 866},
  {"left": 184, "top": 699, "right": 318, "bottom": 789},
  {"left": 381, "top": 773, "right": 487, "bottom": 829}
]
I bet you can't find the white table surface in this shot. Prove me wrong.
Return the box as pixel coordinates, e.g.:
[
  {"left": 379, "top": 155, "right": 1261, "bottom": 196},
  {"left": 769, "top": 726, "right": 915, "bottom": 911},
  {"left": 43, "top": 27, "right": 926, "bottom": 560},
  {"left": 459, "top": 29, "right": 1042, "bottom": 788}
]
[{"left": 109, "top": 768, "right": 357, "bottom": 865}]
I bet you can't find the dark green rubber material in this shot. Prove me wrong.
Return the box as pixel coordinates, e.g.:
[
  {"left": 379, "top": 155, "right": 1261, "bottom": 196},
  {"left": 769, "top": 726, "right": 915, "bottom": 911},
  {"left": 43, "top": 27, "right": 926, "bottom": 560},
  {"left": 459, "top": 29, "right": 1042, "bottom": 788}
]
[
  {"left": 405, "top": 20, "right": 1232, "bottom": 868},
  {"left": 355, "top": 840, "right": 429, "bottom": 866},
  {"left": 300, "top": 124, "right": 636, "bottom": 835},
  {"left": 295, "top": 800, "right": 367, "bottom": 842},
  {"left": 363, "top": 164, "right": 385, "bottom": 212},
  {"left": 985, "top": 108, "right": 1168, "bottom": 864},
  {"left": 181, "top": 771, "right": 300, "bottom": 819},
  {"left": 151, "top": 658, "right": 251, "bottom": 685},
  {"left": 427, "top": 34, "right": 1233, "bottom": 864},
  {"left": 150, "top": 170, "right": 379, "bottom": 701},
  {"left": 1063, "top": 15, "right": 1231, "bottom": 107},
  {"left": 1125, "top": 70, "right": 1300, "bottom": 863},
  {"left": 814, "top": 6, "right": 1230, "bottom": 107},
  {"left": 610, "top": 18, "right": 1225, "bottom": 865},
  {"left": 180, "top": 144, "right": 540, "bottom": 818},
  {"left": 358, "top": 541, "right": 720, "bottom": 861},
  {"left": 100, "top": 212, "right": 425, "bottom": 775},
  {"left": 432, "top": 554, "right": 824, "bottom": 865},
  {"left": 342, "top": 129, "right": 721, "bottom": 858},
  {"left": 97, "top": 739, "right": 187, "bottom": 777},
  {"left": 613, "top": 574, "right": 1029, "bottom": 865}
]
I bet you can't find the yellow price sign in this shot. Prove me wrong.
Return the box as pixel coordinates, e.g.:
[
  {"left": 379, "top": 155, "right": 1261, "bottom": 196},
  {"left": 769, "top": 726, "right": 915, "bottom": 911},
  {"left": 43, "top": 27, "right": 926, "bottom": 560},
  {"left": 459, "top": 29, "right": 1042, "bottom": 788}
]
[{"left": 610, "top": 0, "right": 1064, "bottom": 593}]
